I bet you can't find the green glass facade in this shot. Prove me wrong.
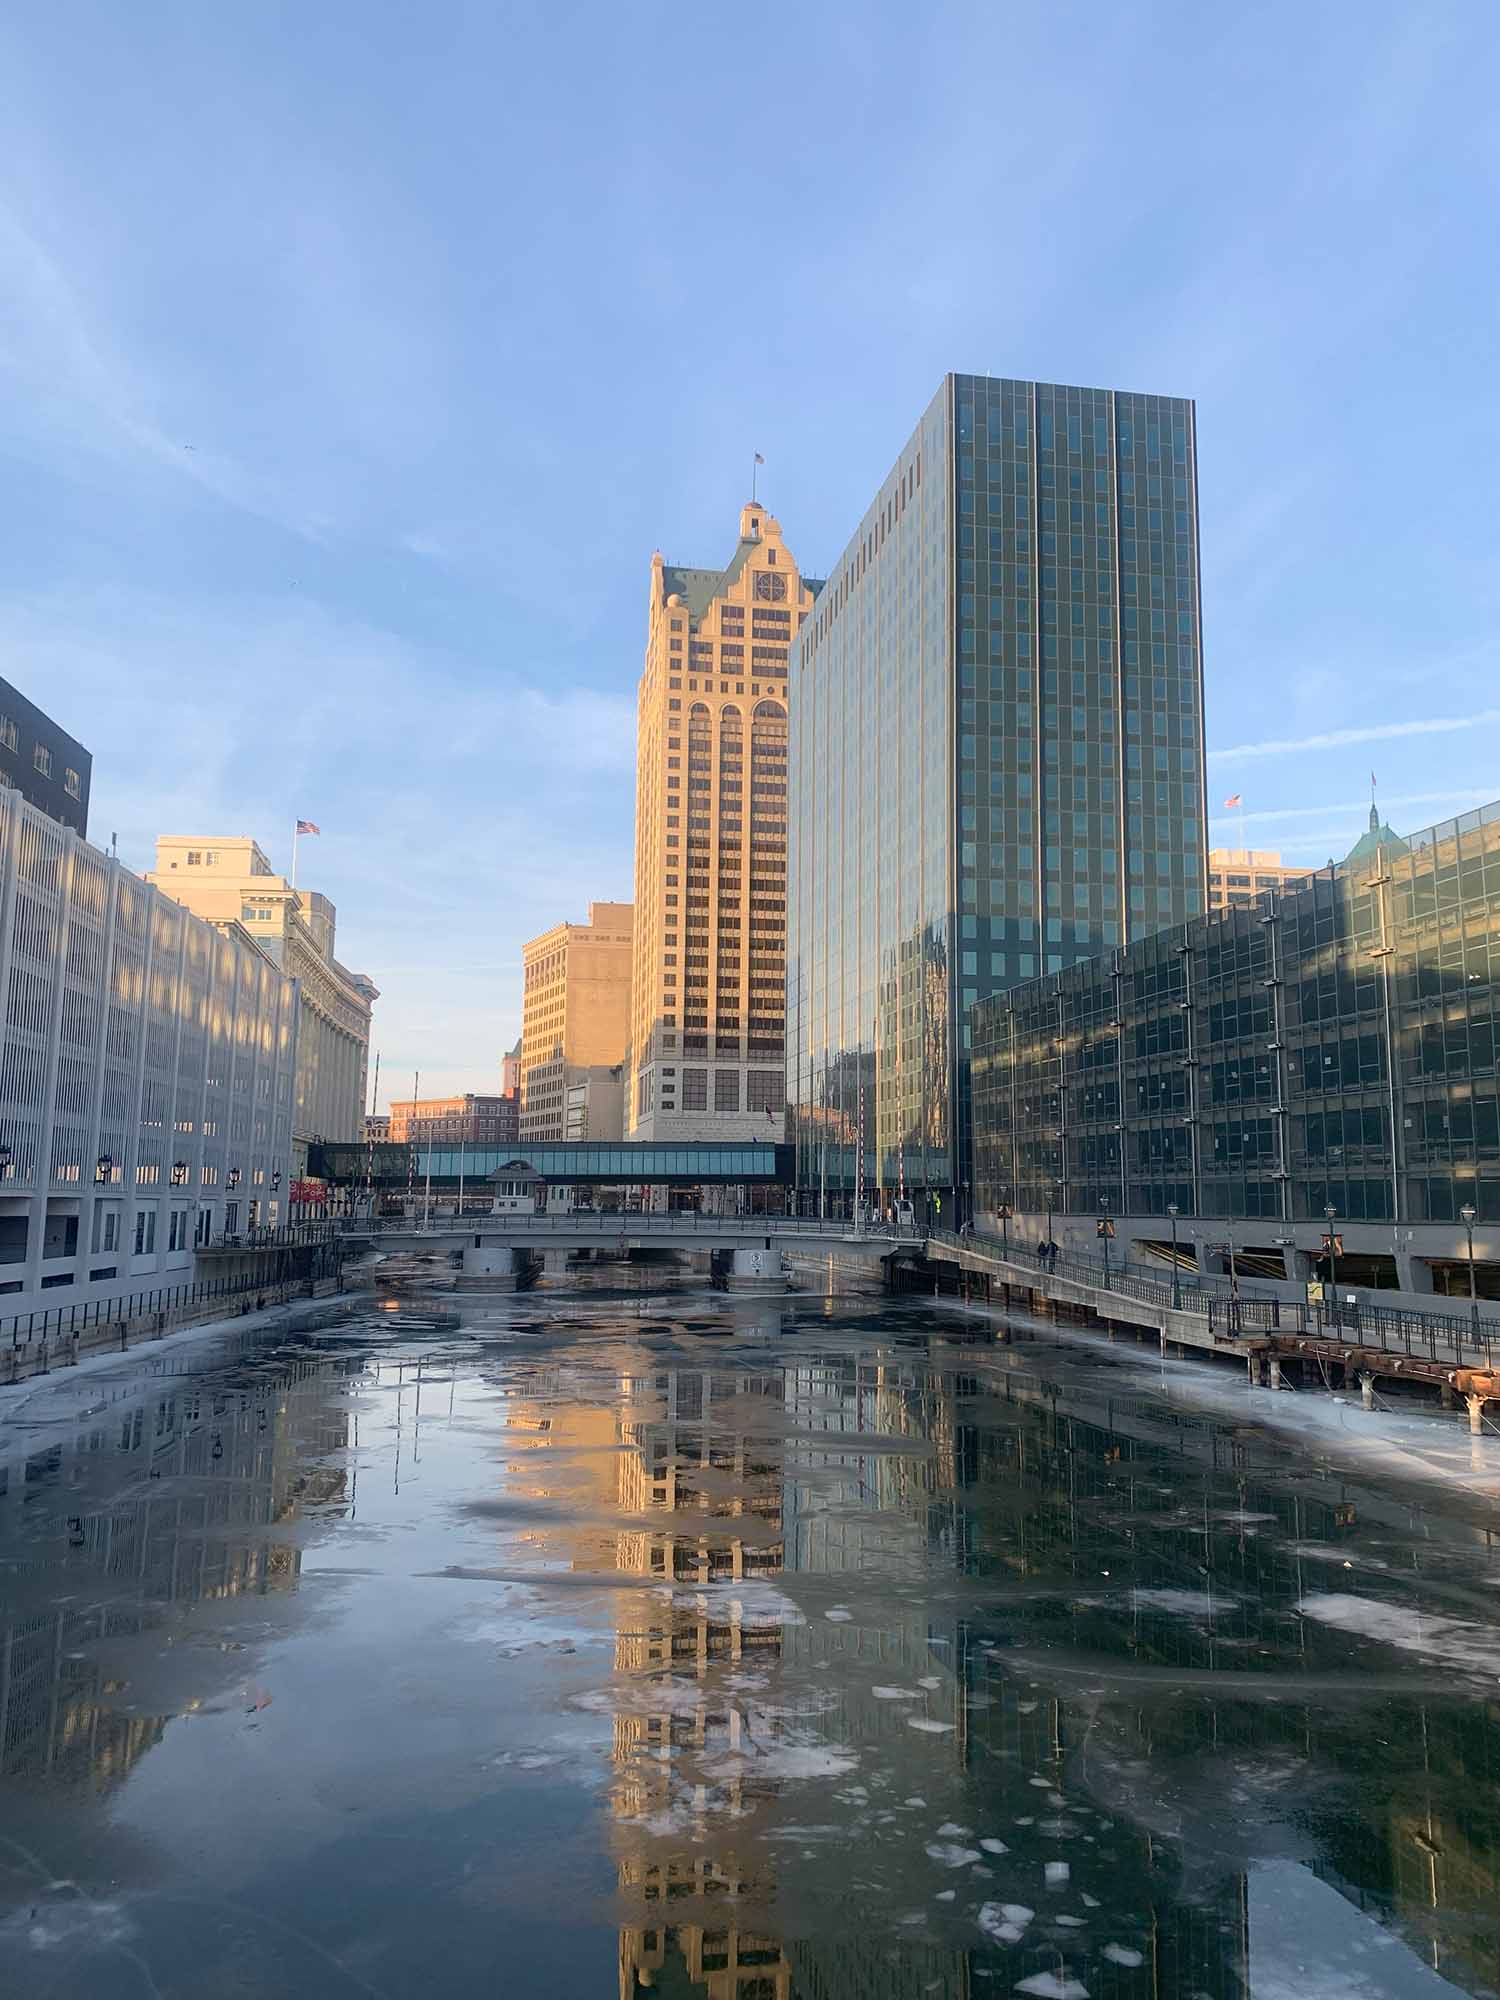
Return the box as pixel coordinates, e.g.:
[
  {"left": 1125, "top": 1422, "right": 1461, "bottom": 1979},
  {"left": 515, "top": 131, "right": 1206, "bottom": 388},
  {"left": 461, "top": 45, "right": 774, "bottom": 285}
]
[
  {"left": 789, "top": 374, "right": 1206, "bottom": 1215},
  {"left": 972, "top": 800, "right": 1500, "bottom": 1231}
]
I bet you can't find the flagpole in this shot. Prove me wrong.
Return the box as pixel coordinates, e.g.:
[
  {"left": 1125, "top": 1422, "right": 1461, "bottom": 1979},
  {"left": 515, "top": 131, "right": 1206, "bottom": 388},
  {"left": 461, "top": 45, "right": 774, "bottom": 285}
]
[
  {"left": 291, "top": 821, "right": 299, "bottom": 891},
  {"left": 752, "top": 454, "right": 758, "bottom": 505}
]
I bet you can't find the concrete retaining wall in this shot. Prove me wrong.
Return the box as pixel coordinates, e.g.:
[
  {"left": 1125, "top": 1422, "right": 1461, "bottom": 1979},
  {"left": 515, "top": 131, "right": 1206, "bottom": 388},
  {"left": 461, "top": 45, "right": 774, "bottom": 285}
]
[{"left": 2, "top": 1276, "right": 343, "bottom": 1386}]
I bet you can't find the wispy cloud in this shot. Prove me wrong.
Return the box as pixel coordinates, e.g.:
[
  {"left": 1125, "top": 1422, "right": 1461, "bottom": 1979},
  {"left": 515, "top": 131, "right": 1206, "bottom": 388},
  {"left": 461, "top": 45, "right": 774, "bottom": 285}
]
[
  {"left": 0, "top": 584, "right": 635, "bottom": 1086},
  {"left": 1208, "top": 710, "right": 1500, "bottom": 765},
  {"left": 1208, "top": 789, "right": 1493, "bottom": 829}
]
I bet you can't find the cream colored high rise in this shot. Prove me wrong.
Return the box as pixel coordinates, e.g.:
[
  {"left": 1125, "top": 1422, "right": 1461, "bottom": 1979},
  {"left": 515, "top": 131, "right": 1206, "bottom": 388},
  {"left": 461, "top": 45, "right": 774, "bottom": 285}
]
[
  {"left": 146, "top": 836, "right": 377, "bottom": 1174},
  {"left": 628, "top": 502, "right": 820, "bottom": 1141},
  {"left": 519, "top": 901, "right": 632, "bottom": 1141}
]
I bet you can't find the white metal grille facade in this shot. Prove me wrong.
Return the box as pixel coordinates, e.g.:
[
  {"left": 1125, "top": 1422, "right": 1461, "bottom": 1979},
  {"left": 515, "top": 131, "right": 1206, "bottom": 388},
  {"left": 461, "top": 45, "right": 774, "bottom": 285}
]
[{"left": 0, "top": 793, "right": 297, "bottom": 1315}]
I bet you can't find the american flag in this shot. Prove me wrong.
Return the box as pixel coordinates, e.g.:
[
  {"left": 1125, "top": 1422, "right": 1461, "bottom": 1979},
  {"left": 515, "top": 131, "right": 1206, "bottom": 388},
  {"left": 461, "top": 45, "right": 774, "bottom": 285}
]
[
  {"left": 1223, "top": 794, "right": 1242, "bottom": 810},
  {"left": 296, "top": 819, "right": 320, "bottom": 836}
]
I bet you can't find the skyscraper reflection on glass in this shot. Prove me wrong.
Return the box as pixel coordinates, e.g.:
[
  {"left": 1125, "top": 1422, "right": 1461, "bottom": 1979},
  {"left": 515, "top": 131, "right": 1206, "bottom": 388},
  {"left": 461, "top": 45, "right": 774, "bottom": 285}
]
[{"left": 788, "top": 374, "right": 1207, "bottom": 1218}]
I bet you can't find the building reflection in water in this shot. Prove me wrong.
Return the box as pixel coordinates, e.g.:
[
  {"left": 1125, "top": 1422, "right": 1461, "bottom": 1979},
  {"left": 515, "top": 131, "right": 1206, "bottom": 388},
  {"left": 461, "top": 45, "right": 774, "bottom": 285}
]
[
  {"left": 496, "top": 1319, "right": 1500, "bottom": 2000},
  {"left": 0, "top": 1348, "right": 353, "bottom": 1796}
]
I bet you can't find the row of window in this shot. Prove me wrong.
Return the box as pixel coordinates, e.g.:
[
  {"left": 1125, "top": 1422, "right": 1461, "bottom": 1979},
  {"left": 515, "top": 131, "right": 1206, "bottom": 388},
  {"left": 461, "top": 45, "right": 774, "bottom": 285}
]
[{"left": 0, "top": 721, "right": 83, "bottom": 799}]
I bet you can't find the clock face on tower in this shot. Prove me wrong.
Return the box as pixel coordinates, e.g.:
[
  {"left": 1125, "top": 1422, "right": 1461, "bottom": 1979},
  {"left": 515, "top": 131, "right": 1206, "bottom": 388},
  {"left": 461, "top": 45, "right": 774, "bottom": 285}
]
[{"left": 753, "top": 569, "right": 788, "bottom": 601}]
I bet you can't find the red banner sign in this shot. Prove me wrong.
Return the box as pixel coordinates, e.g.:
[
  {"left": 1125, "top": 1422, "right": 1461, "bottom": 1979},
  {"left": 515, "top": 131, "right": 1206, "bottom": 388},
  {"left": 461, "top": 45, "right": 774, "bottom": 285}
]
[{"left": 290, "top": 1179, "right": 327, "bottom": 1206}]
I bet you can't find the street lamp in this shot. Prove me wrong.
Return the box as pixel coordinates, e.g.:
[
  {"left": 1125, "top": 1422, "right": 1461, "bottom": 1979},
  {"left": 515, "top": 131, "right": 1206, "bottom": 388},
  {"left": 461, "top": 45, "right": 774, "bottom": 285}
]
[
  {"left": 1098, "top": 1196, "right": 1113, "bottom": 1291},
  {"left": 1046, "top": 1188, "right": 1056, "bottom": 1256},
  {"left": 170, "top": 1160, "right": 188, "bottom": 1187},
  {"left": 95, "top": 1154, "right": 113, "bottom": 1184},
  {"left": 1460, "top": 1203, "right": 1479, "bottom": 1336},
  {"left": 0, "top": 1144, "right": 12, "bottom": 1179},
  {"left": 1167, "top": 1202, "right": 1181, "bottom": 1311},
  {"left": 1324, "top": 1204, "right": 1339, "bottom": 1329},
  {"left": 1225, "top": 1211, "right": 1240, "bottom": 1330},
  {"left": 997, "top": 1201, "right": 1012, "bottom": 1262}
]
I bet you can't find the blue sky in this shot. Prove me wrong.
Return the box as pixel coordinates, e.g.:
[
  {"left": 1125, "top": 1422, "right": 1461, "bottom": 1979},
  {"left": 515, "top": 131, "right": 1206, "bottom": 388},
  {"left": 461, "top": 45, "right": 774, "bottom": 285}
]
[{"left": 4, "top": 2, "right": 1497, "bottom": 1106}]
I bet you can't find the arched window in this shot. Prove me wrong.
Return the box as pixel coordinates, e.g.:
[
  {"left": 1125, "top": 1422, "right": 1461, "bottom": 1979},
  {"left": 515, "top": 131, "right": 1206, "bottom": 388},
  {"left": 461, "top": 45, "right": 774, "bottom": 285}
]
[{"left": 753, "top": 699, "right": 786, "bottom": 719}]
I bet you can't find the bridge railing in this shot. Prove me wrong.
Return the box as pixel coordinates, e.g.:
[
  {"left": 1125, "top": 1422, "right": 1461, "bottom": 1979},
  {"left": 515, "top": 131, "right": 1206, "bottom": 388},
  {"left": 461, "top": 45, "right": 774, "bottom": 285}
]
[{"left": 339, "top": 1213, "right": 922, "bottom": 1239}]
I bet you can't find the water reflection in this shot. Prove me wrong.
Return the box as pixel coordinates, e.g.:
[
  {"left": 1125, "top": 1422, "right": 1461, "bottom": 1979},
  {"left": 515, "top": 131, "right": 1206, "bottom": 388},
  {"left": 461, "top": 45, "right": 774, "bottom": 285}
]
[
  {"left": 1, "top": 1350, "right": 353, "bottom": 1795},
  {"left": 0, "top": 1292, "right": 1498, "bottom": 1997}
]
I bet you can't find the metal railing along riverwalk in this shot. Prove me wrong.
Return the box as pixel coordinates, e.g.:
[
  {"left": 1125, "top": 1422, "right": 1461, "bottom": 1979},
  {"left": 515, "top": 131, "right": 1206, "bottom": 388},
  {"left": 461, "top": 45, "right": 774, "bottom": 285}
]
[{"left": 926, "top": 1226, "right": 1500, "bottom": 1371}]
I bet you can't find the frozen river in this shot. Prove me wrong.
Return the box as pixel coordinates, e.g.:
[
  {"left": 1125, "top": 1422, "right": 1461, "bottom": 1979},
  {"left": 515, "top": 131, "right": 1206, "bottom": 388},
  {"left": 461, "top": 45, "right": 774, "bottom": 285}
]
[{"left": 2, "top": 1278, "right": 1499, "bottom": 1998}]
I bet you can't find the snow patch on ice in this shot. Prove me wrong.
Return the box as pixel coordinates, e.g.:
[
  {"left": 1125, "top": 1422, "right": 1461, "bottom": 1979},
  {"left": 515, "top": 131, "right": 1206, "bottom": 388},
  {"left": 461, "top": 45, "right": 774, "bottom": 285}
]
[
  {"left": 977, "top": 1900, "right": 1035, "bottom": 1944},
  {"left": 1297, "top": 1592, "right": 1500, "bottom": 1676},
  {"left": 1130, "top": 1587, "right": 1236, "bottom": 1617},
  {"left": 1014, "top": 1975, "right": 1089, "bottom": 1999},
  {"left": 1103, "top": 1944, "right": 1144, "bottom": 1967}
]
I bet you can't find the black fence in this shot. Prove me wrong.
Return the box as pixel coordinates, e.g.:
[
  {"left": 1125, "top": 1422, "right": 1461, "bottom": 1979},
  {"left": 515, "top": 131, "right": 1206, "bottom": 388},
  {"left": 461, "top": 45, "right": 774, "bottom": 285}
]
[
  {"left": 4, "top": 1244, "right": 342, "bottom": 1353},
  {"left": 206, "top": 1222, "right": 338, "bottom": 1252}
]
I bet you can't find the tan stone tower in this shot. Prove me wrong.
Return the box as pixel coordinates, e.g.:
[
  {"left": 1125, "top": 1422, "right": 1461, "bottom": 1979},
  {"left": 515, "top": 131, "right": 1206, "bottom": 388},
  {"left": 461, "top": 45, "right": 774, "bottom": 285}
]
[{"left": 628, "top": 502, "right": 821, "bottom": 1141}]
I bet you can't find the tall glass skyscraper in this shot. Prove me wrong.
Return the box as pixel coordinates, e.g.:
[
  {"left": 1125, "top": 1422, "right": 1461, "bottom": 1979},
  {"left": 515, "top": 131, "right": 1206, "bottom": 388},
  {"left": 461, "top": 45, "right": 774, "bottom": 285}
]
[{"left": 788, "top": 374, "right": 1207, "bottom": 1218}]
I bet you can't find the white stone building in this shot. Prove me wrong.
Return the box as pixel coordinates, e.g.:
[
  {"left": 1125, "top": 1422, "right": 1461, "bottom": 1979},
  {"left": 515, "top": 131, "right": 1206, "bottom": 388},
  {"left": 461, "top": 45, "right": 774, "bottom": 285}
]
[
  {"left": 146, "top": 836, "right": 377, "bottom": 1172},
  {"left": 0, "top": 794, "right": 297, "bottom": 1322}
]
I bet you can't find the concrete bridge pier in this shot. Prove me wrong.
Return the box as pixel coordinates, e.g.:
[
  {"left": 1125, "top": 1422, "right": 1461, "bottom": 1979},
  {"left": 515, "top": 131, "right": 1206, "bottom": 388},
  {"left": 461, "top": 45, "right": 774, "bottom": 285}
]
[{"left": 458, "top": 1244, "right": 518, "bottom": 1290}]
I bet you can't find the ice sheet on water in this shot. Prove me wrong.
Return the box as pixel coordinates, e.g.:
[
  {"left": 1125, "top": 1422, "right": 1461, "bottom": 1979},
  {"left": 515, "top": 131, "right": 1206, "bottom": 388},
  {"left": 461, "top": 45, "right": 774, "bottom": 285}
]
[
  {"left": 1044, "top": 1861, "right": 1071, "bottom": 1887},
  {"left": 926, "top": 1841, "right": 983, "bottom": 1868},
  {"left": 677, "top": 1579, "right": 807, "bottom": 1626},
  {"left": 1102, "top": 1944, "right": 1144, "bottom": 1967},
  {"left": 907, "top": 1718, "right": 955, "bottom": 1733},
  {"left": 977, "top": 1901, "right": 1035, "bottom": 1944},
  {"left": 1288, "top": 1541, "right": 1386, "bottom": 1567},
  {"left": 1297, "top": 1593, "right": 1500, "bottom": 1677},
  {"left": 1014, "top": 1975, "right": 1089, "bottom": 1999},
  {"left": 703, "top": 1743, "right": 859, "bottom": 1781},
  {"left": 980, "top": 1837, "right": 1009, "bottom": 1854},
  {"left": 1, "top": 1897, "right": 137, "bottom": 1954},
  {"left": 872, "top": 1685, "right": 921, "bottom": 1700},
  {"left": 1130, "top": 1587, "right": 1236, "bottom": 1616}
]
